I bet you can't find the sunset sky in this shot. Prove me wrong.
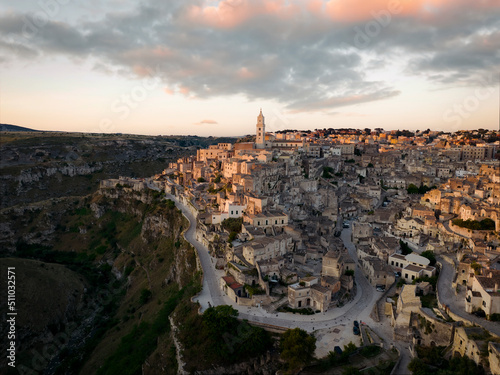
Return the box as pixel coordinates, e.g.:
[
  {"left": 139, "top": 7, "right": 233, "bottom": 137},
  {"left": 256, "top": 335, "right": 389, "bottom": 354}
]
[{"left": 1, "top": 0, "right": 499, "bottom": 136}]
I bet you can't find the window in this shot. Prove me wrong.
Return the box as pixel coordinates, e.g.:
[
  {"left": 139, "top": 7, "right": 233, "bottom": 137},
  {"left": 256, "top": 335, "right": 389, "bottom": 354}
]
[
  {"left": 275, "top": 220, "right": 278, "bottom": 224},
  {"left": 391, "top": 261, "right": 394, "bottom": 265},
  {"left": 412, "top": 275, "right": 415, "bottom": 280},
  {"left": 231, "top": 211, "right": 233, "bottom": 215},
  {"left": 257, "top": 221, "right": 260, "bottom": 225},
  {"left": 236, "top": 210, "right": 238, "bottom": 215},
  {"left": 405, "top": 273, "right": 408, "bottom": 279},
  {"left": 281, "top": 220, "right": 284, "bottom": 224}
]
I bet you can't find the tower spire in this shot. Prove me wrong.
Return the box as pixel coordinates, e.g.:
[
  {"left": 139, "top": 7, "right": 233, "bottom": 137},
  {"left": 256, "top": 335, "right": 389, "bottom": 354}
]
[{"left": 256, "top": 108, "right": 265, "bottom": 149}]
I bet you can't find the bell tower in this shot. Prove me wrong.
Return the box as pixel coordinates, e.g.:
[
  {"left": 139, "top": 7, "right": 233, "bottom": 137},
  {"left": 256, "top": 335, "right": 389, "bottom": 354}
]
[{"left": 256, "top": 109, "right": 265, "bottom": 149}]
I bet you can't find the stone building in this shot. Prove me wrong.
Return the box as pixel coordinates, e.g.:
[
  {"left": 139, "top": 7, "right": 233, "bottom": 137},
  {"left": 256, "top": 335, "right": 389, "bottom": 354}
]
[
  {"left": 489, "top": 342, "right": 500, "bottom": 375},
  {"left": 359, "top": 256, "right": 395, "bottom": 288},
  {"left": 287, "top": 277, "right": 331, "bottom": 312},
  {"left": 452, "top": 327, "right": 490, "bottom": 367},
  {"left": 388, "top": 253, "right": 436, "bottom": 283},
  {"left": 465, "top": 271, "right": 500, "bottom": 318}
]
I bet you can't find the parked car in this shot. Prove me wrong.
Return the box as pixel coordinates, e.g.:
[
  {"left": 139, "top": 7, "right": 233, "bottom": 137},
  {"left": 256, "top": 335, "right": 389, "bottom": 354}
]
[
  {"left": 353, "top": 320, "right": 359, "bottom": 328},
  {"left": 353, "top": 326, "right": 360, "bottom": 335},
  {"left": 376, "top": 285, "right": 385, "bottom": 292}
]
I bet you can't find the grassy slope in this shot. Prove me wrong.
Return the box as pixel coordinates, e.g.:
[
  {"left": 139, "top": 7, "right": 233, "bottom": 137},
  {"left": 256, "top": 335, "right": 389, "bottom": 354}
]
[{"left": 0, "top": 188, "right": 201, "bottom": 375}]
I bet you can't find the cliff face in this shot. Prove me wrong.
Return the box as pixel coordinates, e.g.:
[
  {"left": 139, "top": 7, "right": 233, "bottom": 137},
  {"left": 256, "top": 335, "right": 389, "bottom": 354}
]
[
  {"left": 0, "top": 186, "right": 201, "bottom": 374},
  {"left": 0, "top": 133, "right": 186, "bottom": 208},
  {"left": 0, "top": 132, "right": 235, "bottom": 208}
]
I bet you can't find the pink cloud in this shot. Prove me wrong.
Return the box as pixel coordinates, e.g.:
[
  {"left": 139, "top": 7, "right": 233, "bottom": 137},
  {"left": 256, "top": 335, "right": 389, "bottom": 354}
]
[
  {"left": 124, "top": 46, "right": 174, "bottom": 61},
  {"left": 238, "top": 67, "right": 256, "bottom": 80},
  {"left": 179, "top": 86, "right": 190, "bottom": 95},
  {"left": 132, "top": 64, "right": 155, "bottom": 77},
  {"left": 186, "top": 0, "right": 301, "bottom": 29},
  {"left": 194, "top": 119, "right": 218, "bottom": 125},
  {"left": 186, "top": 0, "right": 500, "bottom": 28},
  {"left": 164, "top": 87, "right": 174, "bottom": 95},
  {"left": 151, "top": 46, "right": 172, "bottom": 57}
]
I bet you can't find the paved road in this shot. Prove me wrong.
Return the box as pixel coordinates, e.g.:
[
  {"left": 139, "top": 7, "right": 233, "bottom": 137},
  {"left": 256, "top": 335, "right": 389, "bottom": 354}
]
[
  {"left": 441, "top": 219, "right": 467, "bottom": 239},
  {"left": 168, "top": 195, "right": 412, "bottom": 372},
  {"left": 438, "top": 256, "right": 500, "bottom": 337}
]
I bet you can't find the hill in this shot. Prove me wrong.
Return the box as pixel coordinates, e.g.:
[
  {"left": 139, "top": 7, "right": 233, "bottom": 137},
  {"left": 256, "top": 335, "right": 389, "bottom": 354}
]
[
  {"left": 0, "top": 132, "right": 235, "bottom": 208},
  {"left": 0, "top": 124, "right": 42, "bottom": 132}
]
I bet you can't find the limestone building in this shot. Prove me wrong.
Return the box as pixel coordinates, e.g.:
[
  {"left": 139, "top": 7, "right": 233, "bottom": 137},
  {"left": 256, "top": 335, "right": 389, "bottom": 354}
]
[{"left": 255, "top": 109, "right": 265, "bottom": 149}]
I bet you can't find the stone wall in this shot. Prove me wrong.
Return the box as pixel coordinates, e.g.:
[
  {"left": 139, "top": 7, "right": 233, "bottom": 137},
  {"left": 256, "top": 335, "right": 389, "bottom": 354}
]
[
  {"left": 449, "top": 222, "right": 492, "bottom": 240},
  {"left": 411, "top": 309, "right": 454, "bottom": 346},
  {"left": 489, "top": 342, "right": 500, "bottom": 375}
]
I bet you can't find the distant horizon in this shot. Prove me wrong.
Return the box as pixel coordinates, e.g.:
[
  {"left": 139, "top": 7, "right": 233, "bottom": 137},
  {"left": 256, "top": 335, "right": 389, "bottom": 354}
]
[{"left": 3, "top": 122, "right": 499, "bottom": 139}]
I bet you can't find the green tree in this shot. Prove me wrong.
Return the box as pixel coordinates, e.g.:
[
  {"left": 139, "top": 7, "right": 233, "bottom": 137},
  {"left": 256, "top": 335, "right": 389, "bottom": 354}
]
[
  {"left": 400, "top": 240, "right": 412, "bottom": 255},
  {"left": 221, "top": 217, "right": 243, "bottom": 233},
  {"left": 280, "top": 328, "right": 316, "bottom": 372},
  {"left": 343, "top": 341, "right": 357, "bottom": 355},
  {"left": 342, "top": 366, "right": 361, "bottom": 375},
  {"left": 203, "top": 305, "right": 238, "bottom": 335},
  {"left": 228, "top": 231, "right": 237, "bottom": 242},
  {"left": 421, "top": 250, "right": 436, "bottom": 266},
  {"left": 322, "top": 166, "right": 334, "bottom": 178},
  {"left": 407, "top": 358, "right": 428, "bottom": 375},
  {"left": 407, "top": 184, "right": 419, "bottom": 194},
  {"left": 471, "top": 262, "right": 482, "bottom": 275},
  {"left": 139, "top": 289, "right": 152, "bottom": 305}
]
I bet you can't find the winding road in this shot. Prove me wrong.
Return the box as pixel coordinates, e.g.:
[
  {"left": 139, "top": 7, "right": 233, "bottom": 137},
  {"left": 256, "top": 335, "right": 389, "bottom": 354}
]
[
  {"left": 167, "top": 193, "right": 412, "bottom": 373},
  {"left": 437, "top": 256, "right": 500, "bottom": 337}
]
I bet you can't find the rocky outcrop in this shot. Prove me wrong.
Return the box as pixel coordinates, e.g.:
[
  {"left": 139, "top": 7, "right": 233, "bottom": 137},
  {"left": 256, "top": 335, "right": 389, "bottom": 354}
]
[
  {"left": 195, "top": 351, "right": 279, "bottom": 375},
  {"left": 142, "top": 214, "right": 176, "bottom": 242},
  {"left": 16, "top": 163, "right": 103, "bottom": 184}
]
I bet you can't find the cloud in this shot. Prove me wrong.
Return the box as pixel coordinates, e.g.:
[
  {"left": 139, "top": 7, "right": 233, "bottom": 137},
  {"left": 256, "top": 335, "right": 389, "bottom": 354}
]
[
  {"left": 0, "top": 0, "right": 499, "bottom": 112},
  {"left": 287, "top": 87, "right": 401, "bottom": 113},
  {"left": 194, "top": 119, "right": 218, "bottom": 125}
]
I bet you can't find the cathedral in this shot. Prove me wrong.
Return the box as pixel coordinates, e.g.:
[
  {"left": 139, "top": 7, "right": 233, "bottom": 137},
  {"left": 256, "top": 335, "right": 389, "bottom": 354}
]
[{"left": 255, "top": 109, "right": 266, "bottom": 149}]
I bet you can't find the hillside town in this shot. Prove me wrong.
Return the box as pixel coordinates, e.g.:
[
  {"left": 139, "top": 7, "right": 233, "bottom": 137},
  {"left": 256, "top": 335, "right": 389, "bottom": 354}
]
[{"left": 101, "top": 111, "right": 500, "bottom": 373}]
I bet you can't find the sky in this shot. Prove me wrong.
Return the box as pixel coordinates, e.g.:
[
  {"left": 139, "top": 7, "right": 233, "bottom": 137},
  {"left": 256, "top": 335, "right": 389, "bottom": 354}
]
[{"left": 0, "top": 0, "right": 499, "bottom": 136}]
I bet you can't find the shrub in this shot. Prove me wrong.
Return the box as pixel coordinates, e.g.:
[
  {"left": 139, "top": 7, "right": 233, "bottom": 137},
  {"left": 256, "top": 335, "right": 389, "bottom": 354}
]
[
  {"left": 489, "top": 313, "right": 500, "bottom": 321},
  {"left": 221, "top": 217, "right": 243, "bottom": 233},
  {"left": 139, "top": 289, "right": 152, "bottom": 305},
  {"left": 452, "top": 218, "right": 495, "bottom": 231},
  {"left": 280, "top": 328, "right": 316, "bottom": 372}
]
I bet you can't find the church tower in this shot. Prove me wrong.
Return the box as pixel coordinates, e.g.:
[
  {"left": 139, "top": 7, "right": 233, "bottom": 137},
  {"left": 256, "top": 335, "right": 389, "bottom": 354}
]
[{"left": 256, "top": 109, "right": 265, "bottom": 149}]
